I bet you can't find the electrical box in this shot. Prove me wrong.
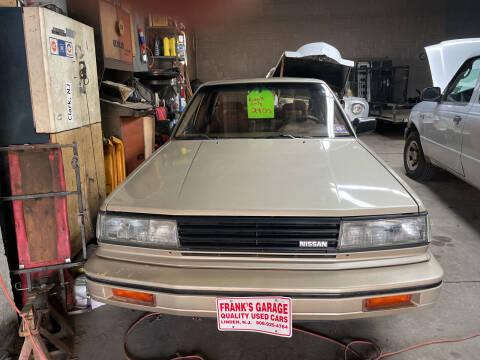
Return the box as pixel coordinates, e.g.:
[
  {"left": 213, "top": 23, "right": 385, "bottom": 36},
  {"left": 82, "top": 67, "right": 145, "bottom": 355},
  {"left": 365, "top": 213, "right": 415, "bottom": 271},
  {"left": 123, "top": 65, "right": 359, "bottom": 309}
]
[{"left": 23, "top": 7, "right": 101, "bottom": 133}]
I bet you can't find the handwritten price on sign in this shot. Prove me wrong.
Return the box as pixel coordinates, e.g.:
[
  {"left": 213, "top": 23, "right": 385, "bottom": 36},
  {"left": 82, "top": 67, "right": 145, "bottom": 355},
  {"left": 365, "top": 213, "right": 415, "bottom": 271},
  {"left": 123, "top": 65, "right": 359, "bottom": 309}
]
[
  {"left": 247, "top": 89, "right": 275, "bottom": 119},
  {"left": 250, "top": 107, "right": 273, "bottom": 115}
]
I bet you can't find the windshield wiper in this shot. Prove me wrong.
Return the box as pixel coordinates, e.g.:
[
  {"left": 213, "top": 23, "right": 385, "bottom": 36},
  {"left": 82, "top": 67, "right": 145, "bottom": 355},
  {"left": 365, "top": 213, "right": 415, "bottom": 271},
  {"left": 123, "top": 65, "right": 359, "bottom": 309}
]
[
  {"left": 264, "top": 134, "right": 298, "bottom": 139},
  {"left": 197, "top": 134, "right": 214, "bottom": 140},
  {"left": 178, "top": 134, "right": 217, "bottom": 140}
]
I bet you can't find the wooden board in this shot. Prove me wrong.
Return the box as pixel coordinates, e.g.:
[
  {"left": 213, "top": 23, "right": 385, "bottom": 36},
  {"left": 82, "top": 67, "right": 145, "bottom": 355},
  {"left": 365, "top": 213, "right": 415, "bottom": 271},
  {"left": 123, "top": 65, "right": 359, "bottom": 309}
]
[
  {"left": 23, "top": 7, "right": 53, "bottom": 133},
  {"left": 121, "top": 117, "right": 144, "bottom": 174},
  {"left": 8, "top": 148, "right": 71, "bottom": 268},
  {"left": 143, "top": 116, "right": 155, "bottom": 160},
  {"left": 0, "top": 0, "right": 17, "bottom": 7},
  {"left": 50, "top": 123, "right": 106, "bottom": 255}
]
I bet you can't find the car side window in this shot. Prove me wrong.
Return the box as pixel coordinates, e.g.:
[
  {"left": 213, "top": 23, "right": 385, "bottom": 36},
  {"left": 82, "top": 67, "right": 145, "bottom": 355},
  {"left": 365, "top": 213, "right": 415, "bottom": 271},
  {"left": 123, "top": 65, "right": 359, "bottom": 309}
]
[{"left": 443, "top": 57, "right": 480, "bottom": 104}]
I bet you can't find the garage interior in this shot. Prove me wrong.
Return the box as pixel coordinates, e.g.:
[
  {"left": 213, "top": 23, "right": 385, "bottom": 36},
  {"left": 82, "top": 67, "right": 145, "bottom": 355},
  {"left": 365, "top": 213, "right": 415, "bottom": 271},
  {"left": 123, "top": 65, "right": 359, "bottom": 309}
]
[{"left": 0, "top": 0, "right": 479, "bottom": 359}]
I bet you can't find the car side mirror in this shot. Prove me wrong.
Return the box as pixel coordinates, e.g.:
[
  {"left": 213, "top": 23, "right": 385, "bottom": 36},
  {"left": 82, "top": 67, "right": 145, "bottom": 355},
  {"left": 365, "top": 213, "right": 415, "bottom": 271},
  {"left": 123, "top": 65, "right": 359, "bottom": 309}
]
[
  {"left": 352, "top": 118, "right": 377, "bottom": 134},
  {"left": 421, "top": 87, "right": 441, "bottom": 102}
]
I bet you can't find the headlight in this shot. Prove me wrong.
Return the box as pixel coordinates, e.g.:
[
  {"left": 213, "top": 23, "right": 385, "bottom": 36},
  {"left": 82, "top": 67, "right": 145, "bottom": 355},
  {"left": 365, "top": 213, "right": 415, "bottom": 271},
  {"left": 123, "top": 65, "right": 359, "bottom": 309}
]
[
  {"left": 351, "top": 103, "right": 365, "bottom": 115},
  {"left": 339, "top": 215, "right": 429, "bottom": 250},
  {"left": 97, "top": 213, "right": 178, "bottom": 248}
]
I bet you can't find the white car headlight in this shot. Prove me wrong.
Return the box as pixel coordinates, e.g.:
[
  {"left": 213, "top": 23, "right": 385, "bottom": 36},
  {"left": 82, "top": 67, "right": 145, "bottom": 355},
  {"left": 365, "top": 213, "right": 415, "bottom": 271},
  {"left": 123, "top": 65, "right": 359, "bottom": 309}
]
[
  {"left": 351, "top": 103, "right": 365, "bottom": 115},
  {"left": 97, "top": 213, "right": 178, "bottom": 248},
  {"left": 339, "top": 215, "right": 429, "bottom": 250}
]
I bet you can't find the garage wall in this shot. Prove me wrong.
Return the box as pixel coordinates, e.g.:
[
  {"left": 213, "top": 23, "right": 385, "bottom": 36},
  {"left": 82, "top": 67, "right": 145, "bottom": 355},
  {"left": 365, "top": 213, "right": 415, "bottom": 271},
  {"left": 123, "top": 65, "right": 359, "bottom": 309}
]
[{"left": 195, "top": 0, "right": 479, "bottom": 97}]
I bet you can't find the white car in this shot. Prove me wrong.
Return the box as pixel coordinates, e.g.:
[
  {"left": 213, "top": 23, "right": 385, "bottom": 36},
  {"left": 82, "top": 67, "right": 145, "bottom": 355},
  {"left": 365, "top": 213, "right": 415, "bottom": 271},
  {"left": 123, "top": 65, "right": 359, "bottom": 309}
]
[{"left": 404, "top": 38, "right": 480, "bottom": 190}]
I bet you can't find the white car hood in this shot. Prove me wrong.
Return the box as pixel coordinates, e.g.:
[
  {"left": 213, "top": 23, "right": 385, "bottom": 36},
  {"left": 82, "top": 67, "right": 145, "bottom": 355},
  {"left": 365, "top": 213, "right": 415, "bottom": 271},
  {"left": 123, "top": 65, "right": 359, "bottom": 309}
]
[
  {"left": 426, "top": 38, "right": 480, "bottom": 91},
  {"left": 284, "top": 42, "right": 354, "bottom": 67},
  {"left": 268, "top": 42, "right": 354, "bottom": 92}
]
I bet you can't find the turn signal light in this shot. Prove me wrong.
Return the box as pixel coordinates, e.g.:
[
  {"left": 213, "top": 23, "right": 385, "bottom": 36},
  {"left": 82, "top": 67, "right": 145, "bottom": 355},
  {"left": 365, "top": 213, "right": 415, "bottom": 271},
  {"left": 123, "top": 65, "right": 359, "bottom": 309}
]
[
  {"left": 364, "top": 294, "right": 412, "bottom": 311},
  {"left": 112, "top": 288, "right": 155, "bottom": 306}
]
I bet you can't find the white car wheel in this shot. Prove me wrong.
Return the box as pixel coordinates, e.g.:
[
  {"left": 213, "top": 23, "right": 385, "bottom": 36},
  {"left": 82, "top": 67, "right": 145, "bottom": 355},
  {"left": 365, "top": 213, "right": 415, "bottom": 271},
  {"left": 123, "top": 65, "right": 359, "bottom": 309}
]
[
  {"left": 404, "top": 131, "right": 435, "bottom": 181},
  {"left": 406, "top": 140, "right": 420, "bottom": 171}
]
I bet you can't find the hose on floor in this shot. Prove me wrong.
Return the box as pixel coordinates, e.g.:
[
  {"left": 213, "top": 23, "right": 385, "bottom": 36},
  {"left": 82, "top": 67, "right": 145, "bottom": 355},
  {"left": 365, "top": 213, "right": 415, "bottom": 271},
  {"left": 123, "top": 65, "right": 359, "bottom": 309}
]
[
  {"left": 123, "top": 312, "right": 206, "bottom": 360},
  {"left": 3, "top": 273, "right": 478, "bottom": 359},
  {"left": 123, "top": 312, "right": 480, "bottom": 360}
]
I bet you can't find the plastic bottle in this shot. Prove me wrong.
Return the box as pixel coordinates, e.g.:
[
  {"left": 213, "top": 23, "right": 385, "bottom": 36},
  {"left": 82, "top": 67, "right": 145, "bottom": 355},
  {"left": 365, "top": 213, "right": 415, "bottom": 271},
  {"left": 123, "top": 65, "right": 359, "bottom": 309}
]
[
  {"left": 163, "top": 37, "right": 170, "bottom": 56},
  {"left": 154, "top": 37, "right": 160, "bottom": 56},
  {"left": 138, "top": 28, "right": 147, "bottom": 62},
  {"left": 177, "top": 35, "right": 185, "bottom": 59},
  {"left": 169, "top": 37, "right": 176, "bottom": 57}
]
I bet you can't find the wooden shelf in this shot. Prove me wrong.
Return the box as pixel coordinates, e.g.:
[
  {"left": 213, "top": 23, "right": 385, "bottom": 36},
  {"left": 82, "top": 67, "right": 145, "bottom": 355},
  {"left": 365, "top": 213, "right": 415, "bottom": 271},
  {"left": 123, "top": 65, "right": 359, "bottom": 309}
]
[
  {"left": 152, "top": 56, "right": 183, "bottom": 60},
  {"left": 147, "top": 25, "right": 182, "bottom": 34}
]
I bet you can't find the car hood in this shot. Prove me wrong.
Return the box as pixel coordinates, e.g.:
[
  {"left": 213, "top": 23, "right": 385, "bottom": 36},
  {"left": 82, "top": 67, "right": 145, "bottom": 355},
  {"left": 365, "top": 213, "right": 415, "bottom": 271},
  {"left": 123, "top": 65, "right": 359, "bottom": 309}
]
[
  {"left": 104, "top": 138, "right": 418, "bottom": 216},
  {"left": 105, "top": 138, "right": 419, "bottom": 217},
  {"left": 268, "top": 42, "right": 354, "bottom": 93},
  {"left": 426, "top": 38, "right": 480, "bottom": 91}
]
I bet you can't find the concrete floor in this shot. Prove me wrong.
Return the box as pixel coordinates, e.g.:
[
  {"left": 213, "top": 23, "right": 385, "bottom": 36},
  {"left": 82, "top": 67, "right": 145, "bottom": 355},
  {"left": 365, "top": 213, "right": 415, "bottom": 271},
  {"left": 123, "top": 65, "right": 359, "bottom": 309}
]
[{"left": 73, "top": 126, "right": 480, "bottom": 360}]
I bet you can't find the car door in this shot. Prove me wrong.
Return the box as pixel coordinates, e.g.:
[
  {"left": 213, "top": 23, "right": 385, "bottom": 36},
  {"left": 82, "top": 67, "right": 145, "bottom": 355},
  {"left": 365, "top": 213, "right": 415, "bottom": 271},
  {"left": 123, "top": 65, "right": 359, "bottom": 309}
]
[
  {"left": 460, "top": 59, "right": 480, "bottom": 189},
  {"left": 422, "top": 57, "right": 480, "bottom": 175}
]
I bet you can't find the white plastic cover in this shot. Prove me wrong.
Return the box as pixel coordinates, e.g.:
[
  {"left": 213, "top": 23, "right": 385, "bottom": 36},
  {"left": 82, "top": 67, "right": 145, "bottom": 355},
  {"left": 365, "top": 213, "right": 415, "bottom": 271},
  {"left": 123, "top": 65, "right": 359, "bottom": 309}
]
[
  {"left": 425, "top": 38, "right": 480, "bottom": 91},
  {"left": 284, "top": 42, "right": 354, "bottom": 67}
]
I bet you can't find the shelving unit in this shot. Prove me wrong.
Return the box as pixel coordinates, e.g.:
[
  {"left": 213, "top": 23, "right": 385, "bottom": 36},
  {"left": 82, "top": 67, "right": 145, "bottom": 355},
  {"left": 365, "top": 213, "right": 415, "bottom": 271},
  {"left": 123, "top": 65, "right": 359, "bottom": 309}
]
[
  {"left": 147, "top": 25, "right": 181, "bottom": 34},
  {"left": 142, "top": 23, "right": 187, "bottom": 119},
  {"left": 152, "top": 56, "right": 182, "bottom": 60}
]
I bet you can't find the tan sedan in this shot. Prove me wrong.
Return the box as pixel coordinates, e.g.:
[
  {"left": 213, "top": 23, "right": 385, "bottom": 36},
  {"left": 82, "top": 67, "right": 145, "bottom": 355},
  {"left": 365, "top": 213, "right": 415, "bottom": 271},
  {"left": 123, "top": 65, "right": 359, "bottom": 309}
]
[{"left": 86, "top": 78, "right": 443, "bottom": 320}]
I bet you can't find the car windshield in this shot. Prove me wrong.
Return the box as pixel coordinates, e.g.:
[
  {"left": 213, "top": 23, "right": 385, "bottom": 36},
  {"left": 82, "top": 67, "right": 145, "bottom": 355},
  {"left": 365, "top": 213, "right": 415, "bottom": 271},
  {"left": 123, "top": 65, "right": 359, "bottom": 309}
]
[{"left": 175, "top": 82, "right": 352, "bottom": 139}]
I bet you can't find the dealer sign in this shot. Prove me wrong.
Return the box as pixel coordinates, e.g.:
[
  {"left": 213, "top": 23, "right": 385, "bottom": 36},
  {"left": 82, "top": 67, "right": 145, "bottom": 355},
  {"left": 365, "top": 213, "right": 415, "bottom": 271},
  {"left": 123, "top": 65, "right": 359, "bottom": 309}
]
[{"left": 216, "top": 297, "right": 292, "bottom": 337}]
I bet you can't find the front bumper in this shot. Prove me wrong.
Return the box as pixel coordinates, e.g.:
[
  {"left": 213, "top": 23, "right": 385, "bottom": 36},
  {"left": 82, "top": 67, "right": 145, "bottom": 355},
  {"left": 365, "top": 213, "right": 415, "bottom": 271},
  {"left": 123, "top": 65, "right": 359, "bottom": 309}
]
[{"left": 85, "top": 252, "right": 443, "bottom": 320}]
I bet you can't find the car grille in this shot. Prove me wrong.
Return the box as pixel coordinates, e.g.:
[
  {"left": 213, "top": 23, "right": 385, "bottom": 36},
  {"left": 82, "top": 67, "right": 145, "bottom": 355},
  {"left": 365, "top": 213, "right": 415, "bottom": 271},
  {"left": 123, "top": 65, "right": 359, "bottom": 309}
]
[{"left": 177, "top": 217, "right": 340, "bottom": 252}]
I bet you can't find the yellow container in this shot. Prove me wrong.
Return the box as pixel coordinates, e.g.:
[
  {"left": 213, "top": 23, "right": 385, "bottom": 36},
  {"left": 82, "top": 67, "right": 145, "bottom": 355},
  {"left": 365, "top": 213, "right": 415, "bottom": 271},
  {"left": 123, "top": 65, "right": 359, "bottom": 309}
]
[
  {"left": 104, "top": 136, "right": 126, "bottom": 195},
  {"left": 163, "top": 37, "right": 170, "bottom": 56},
  {"left": 104, "top": 139, "right": 116, "bottom": 195},
  {"left": 111, "top": 136, "right": 126, "bottom": 184},
  {"left": 169, "top": 37, "right": 176, "bottom": 57}
]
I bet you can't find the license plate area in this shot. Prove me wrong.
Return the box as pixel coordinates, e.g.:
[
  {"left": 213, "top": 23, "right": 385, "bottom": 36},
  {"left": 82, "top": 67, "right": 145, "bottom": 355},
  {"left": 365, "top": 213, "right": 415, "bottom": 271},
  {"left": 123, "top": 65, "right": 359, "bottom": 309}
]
[{"left": 216, "top": 297, "right": 292, "bottom": 337}]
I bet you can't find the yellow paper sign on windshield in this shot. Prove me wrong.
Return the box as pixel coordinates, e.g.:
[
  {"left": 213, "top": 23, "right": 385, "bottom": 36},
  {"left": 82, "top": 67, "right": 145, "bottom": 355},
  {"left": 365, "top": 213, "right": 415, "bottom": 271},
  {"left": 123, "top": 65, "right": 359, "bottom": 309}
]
[{"left": 247, "top": 88, "right": 274, "bottom": 119}]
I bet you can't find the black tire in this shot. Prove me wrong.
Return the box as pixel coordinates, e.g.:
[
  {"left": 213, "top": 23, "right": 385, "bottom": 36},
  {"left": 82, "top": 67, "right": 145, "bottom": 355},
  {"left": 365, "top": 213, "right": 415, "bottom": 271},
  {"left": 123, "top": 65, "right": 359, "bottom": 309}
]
[{"left": 404, "top": 131, "right": 435, "bottom": 181}]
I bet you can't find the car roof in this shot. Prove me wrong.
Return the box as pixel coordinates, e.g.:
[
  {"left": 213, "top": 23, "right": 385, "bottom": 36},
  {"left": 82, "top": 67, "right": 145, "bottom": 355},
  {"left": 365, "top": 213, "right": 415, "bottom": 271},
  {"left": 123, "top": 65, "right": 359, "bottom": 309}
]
[{"left": 200, "top": 77, "right": 328, "bottom": 88}]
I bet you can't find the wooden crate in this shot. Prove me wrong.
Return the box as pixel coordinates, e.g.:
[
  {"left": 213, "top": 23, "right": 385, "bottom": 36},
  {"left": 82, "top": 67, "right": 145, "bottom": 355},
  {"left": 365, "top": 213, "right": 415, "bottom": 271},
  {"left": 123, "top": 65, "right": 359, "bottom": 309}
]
[
  {"left": 67, "top": 0, "right": 134, "bottom": 72},
  {"left": 50, "top": 123, "right": 106, "bottom": 255},
  {"left": 0, "top": 0, "right": 17, "bottom": 6}
]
